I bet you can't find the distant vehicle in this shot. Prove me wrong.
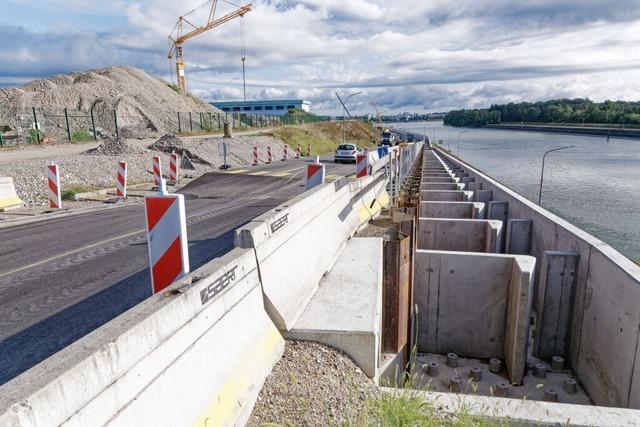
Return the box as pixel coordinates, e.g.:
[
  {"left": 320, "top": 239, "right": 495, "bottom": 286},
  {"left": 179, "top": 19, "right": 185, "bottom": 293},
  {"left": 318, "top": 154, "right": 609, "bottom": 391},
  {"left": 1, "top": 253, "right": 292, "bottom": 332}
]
[
  {"left": 334, "top": 143, "right": 359, "bottom": 163},
  {"left": 379, "top": 128, "right": 395, "bottom": 146}
]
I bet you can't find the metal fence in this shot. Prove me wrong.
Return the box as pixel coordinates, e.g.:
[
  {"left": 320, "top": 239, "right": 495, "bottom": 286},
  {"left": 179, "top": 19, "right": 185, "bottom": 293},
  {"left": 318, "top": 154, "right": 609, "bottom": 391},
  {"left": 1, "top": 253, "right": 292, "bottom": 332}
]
[{"left": 0, "top": 107, "right": 331, "bottom": 147}]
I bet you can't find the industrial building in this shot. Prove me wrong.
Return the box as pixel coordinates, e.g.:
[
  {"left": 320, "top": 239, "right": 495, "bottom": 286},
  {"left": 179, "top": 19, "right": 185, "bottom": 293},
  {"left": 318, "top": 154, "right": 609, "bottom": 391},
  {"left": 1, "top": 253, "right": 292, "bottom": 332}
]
[{"left": 211, "top": 99, "right": 311, "bottom": 116}]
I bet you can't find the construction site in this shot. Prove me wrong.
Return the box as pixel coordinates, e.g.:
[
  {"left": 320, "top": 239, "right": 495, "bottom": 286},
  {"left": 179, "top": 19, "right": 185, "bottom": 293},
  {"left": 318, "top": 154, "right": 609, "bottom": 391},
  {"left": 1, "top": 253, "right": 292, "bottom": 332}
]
[{"left": 1, "top": 1, "right": 640, "bottom": 426}]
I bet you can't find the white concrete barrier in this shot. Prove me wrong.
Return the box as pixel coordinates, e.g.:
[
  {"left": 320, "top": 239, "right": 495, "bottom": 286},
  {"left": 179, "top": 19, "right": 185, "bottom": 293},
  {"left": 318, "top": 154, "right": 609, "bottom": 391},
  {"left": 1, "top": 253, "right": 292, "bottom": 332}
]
[
  {"left": 236, "top": 173, "right": 389, "bottom": 331},
  {"left": 0, "top": 177, "right": 23, "bottom": 211},
  {"left": 0, "top": 248, "right": 283, "bottom": 427}
]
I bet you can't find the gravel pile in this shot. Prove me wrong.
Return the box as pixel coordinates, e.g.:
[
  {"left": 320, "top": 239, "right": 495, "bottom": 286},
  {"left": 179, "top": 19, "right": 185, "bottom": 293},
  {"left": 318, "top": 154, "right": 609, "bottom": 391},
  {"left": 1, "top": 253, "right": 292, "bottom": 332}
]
[
  {"left": 148, "top": 133, "right": 185, "bottom": 152},
  {"left": 84, "top": 137, "right": 145, "bottom": 156},
  {"left": 247, "top": 340, "right": 377, "bottom": 426},
  {"left": 357, "top": 215, "right": 404, "bottom": 240}
]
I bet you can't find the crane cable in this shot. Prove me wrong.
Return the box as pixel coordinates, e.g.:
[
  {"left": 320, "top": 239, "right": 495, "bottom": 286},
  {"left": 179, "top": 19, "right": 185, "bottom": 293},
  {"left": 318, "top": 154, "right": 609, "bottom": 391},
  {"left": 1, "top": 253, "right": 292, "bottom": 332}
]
[{"left": 241, "top": 16, "right": 247, "bottom": 102}]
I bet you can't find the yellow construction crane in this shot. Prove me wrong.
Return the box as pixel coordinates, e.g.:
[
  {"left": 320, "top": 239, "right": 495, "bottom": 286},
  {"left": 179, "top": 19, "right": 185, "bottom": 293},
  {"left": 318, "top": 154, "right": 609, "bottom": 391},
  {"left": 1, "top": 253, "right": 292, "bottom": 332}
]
[{"left": 167, "top": 0, "right": 252, "bottom": 91}]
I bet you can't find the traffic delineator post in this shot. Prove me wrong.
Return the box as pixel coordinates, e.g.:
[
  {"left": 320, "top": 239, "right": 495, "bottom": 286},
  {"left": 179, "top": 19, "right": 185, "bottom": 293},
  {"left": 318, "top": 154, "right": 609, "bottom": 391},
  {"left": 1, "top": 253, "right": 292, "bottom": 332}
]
[
  {"left": 282, "top": 144, "right": 289, "bottom": 161},
  {"left": 252, "top": 146, "right": 258, "bottom": 166},
  {"left": 46, "top": 162, "right": 62, "bottom": 209},
  {"left": 305, "top": 160, "right": 325, "bottom": 190},
  {"left": 144, "top": 179, "right": 190, "bottom": 294},
  {"left": 307, "top": 143, "right": 312, "bottom": 157},
  {"left": 295, "top": 144, "right": 301, "bottom": 159},
  {"left": 169, "top": 152, "right": 179, "bottom": 183},
  {"left": 152, "top": 155, "right": 162, "bottom": 187},
  {"left": 267, "top": 146, "right": 273, "bottom": 164},
  {"left": 356, "top": 154, "right": 368, "bottom": 178},
  {"left": 116, "top": 160, "right": 127, "bottom": 198}
]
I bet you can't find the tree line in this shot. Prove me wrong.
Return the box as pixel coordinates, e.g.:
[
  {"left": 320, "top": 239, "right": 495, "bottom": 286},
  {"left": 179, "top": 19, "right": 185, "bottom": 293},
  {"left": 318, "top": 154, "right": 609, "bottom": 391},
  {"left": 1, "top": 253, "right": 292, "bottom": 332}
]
[{"left": 443, "top": 99, "right": 640, "bottom": 127}]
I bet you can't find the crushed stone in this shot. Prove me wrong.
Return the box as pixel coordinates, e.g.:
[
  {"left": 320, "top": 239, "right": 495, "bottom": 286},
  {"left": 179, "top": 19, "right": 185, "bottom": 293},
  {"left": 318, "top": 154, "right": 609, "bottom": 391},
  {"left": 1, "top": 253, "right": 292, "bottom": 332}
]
[
  {"left": 247, "top": 340, "right": 377, "bottom": 427},
  {"left": 83, "top": 137, "right": 145, "bottom": 156}
]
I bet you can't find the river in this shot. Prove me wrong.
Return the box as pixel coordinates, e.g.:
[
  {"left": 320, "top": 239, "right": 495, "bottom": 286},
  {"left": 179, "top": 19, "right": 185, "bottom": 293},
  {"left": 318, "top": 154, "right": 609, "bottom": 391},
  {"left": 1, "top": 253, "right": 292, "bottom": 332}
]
[{"left": 392, "top": 121, "right": 640, "bottom": 262}]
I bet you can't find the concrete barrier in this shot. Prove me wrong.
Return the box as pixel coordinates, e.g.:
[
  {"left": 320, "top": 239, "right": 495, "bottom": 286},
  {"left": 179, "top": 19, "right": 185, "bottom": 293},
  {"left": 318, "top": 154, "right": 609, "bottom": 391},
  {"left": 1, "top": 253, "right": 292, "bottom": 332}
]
[
  {"left": 421, "top": 176, "right": 459, "bottom": 183},
  {"left": 415, "top": 250, "right": 536, "bottom": 384},
  {"left": 236, "top": 173, "right": 389, "bottom": 331},
  {"left": 0, "top": 248, "right": 284, "bottom": 427},
  {"left": 0, "top": 177, "right": 22, "bottom": 211},
  {"left": 420, "top": 182, "right": 465, "bottom": 191},
  {"left": 506, "top": 219, "right": 532, "bottom": 254},
  {"left": 419, "top": 201, "right": 485, "bottom": 219},
  {"left": 417, "top": 218, "right": 503, "bottom": 252},
  {"left": 434, "top": 147, "right": 640, "bottom": 407},
  {"left": 420, "top": 190, "right": 473, "bottom": 202}
]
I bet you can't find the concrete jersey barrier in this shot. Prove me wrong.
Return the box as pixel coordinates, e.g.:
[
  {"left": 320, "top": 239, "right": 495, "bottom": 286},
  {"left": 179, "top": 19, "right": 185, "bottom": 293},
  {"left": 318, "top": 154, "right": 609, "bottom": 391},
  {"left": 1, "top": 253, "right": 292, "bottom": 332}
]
[
  {"left": 0, "top": 177, "right": 23, "bottom": 211},
  {"left": 0, "top": 248, "right": 283, "bottom": 427},
  {"left": 236, "top": 173, "right": 389, "bottom": 331}
]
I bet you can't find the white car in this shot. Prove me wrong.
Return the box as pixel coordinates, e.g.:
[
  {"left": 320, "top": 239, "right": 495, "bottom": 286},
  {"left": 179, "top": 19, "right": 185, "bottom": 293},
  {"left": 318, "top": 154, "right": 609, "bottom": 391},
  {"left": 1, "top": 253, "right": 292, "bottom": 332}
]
[{"left": 334, "top": 143, "right": 359, "bottom": 163}]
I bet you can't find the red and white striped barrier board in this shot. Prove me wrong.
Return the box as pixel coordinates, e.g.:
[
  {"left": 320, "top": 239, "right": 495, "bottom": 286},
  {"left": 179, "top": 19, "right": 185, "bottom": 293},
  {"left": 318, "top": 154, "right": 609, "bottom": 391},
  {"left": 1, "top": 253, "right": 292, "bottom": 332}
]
[
  {"left": 252, "top": 146, "right": 258, "bottom": 166},
  {"left": 169, "top": 152, "right": 179, "bottom": 183},
  {"left": 363, "top": 147, "right": 368, "bottom": 155},
  {"left": 267, "top": 146, "right": 273, "bottom": 163},
  {"left": 144, "top": 184, "right": 190, "bottom": 294},
  {"left": 307, "top": 143, "right": 311, "bottom": 157},
  {"left": 116, "top": 161, "right": 127, "bottom": 197},
  {"left": 46, "top": 163, "right": 62, "bottom": 209},
  {"left": 282, "top": 144, "right": 289, "bottom": 161},
  {"left": 152, "top": 155, "right": 162, "bottom": 187},
  {"left": 295, "top": 144, "right": 301, "bottom": 158},
  {"left": 305, "top": 162, "right": 325, "bottom": 190},
  {"left": 356, "top": 154, "right": 368, "bottom": 178}
]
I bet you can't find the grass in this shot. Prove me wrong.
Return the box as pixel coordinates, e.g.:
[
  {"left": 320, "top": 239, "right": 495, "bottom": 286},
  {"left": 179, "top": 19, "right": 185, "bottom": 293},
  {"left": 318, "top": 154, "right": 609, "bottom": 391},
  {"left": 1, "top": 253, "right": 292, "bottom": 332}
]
[
  {"left": 167, "top": 83, "right": 180, "bottom": 93},
  {"left": 263, "top": 120, "right": 376, "bottom": 156},
  {"left": 61, "top": 185, "right": 93, "bottom": 200},
  {"left": 27, "top": 129, "right": 45, "bottom": 144},
  {"left": 72, "top": 128, "right": 93, "bottom": 142}
]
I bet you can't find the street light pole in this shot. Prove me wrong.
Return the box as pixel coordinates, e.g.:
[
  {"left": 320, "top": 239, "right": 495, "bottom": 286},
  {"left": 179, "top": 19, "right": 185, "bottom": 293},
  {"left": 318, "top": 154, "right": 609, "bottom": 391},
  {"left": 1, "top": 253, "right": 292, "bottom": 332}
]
[
  {"left": 538, "top": 145, "right": 574, "bottom": 205},
  {"left": 456, "top": 130, "right": 470, "bottom": 156},
  {"left": 336, "top": 91, "right": 363, "bottom": 145}
]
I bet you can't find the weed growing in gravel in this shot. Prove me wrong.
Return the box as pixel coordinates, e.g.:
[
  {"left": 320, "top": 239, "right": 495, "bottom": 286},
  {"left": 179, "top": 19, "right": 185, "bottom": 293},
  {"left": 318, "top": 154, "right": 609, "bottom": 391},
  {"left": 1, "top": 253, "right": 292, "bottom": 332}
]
[
  {"left": 72, "top": 128, "right": 93, "bottom": 142},
  {"left": 61, "top": 185, "right": 92, "bottom": 200}
]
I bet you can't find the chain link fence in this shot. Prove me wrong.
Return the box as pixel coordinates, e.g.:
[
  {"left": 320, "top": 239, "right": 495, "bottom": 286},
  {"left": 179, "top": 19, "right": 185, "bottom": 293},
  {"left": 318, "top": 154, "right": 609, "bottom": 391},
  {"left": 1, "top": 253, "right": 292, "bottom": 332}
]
[{"left": 0, "top": 107, "right": 331, "bottom": 147}]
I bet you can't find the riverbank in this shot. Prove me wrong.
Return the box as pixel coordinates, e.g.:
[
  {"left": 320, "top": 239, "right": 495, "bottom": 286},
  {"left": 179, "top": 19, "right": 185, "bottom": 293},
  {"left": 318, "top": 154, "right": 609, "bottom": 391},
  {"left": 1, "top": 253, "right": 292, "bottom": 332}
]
[{"left": 486, "top": 123, "right": 640, "bottom": 139}]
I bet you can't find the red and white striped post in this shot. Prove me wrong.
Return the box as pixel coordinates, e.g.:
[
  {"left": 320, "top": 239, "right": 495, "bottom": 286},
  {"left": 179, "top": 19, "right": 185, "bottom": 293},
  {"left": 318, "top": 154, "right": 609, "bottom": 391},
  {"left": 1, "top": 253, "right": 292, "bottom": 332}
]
[
  {"left": 295, "top": 144, "right": 301, "bottom": 159},
  {"left": 363, "top": 147, "right": 368, "bottom": 155},
  {"left": 305, "top": 160, "right": 325, "bottom": 190},
  {"left": 46, "top": 162, "right": 62, "bottom": 209},
  {"left": 307, "top": 143, "right": 312, "bottom": 157},
  {"left": 116, "top": 160, "right": 127, "bottom": 198},
  {"left": 282, "top": 144, "right": 289, "bottom": 161},
  {"left": 169, "top": 152, "right": 179, "bottom": 183},
  {"left": 356, "top": 154, "right": 368, "bottom": 178},
  {"left": 267, "top": 146, "right": 273, "bottom": 164},
  {"left": 144, "top": 180, "right": 190, "bottom": 294},
  {"left": 152, "top": 155, "right": 162, "bottom": 187},
  {"left": 252, "top": 146, "right": 258, "bottom": 166}
]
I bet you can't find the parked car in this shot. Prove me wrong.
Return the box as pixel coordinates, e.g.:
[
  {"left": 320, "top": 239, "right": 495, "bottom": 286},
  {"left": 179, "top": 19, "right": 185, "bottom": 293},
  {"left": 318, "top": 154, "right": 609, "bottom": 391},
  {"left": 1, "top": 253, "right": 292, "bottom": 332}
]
[{"left": 334, "top": 143, "right": 359, "bottom": 163}]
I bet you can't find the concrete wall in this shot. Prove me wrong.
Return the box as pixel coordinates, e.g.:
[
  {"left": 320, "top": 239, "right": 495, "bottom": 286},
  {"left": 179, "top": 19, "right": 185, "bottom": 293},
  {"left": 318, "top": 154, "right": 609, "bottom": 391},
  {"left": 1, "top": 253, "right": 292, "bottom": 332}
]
[
  {"left": 420, "top": 190, "right": 473, "bottom": 202},
  {"left": 419, "top": 201, "right": 485, "bottom": 219},
  {"left": 414, "top": 250, "right": 535, "bottom": 384},
  {"left": 417, "top": 218, "right": 502, "bottom": 253},
  {"left": 420, "top": 182, "right": 465, "bottom": 191},
  {"left": 0, "top": 248, "right": 283, "bottom": 427},
  {"left": 434, "top": 148, "right": 640, "bottom": 408}
]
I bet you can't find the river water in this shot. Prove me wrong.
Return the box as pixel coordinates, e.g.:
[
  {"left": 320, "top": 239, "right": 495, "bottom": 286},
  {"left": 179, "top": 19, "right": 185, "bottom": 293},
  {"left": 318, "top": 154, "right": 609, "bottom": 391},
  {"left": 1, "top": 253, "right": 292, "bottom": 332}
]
[{"left": 392, "top": 121, "right": 640, "bottom": 262}]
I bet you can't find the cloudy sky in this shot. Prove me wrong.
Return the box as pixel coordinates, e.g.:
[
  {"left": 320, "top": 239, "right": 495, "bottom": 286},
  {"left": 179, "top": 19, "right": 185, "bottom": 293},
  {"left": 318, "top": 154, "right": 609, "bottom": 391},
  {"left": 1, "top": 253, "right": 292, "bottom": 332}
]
[{"left": 2, "top": 0, "right": 640, "bottom": 114}]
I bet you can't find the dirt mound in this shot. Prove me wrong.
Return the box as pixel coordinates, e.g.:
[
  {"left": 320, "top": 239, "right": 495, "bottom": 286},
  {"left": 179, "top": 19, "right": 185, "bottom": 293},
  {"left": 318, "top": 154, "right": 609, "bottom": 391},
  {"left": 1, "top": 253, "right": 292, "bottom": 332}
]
[
  {"left": 0, "top": 66, "right": 225, "bottom": 143},
  {"left": 84, "top": 137, "right": 145, "bottom": 156},
  {"left": 148, "top": 133, "right": 186, "bottom": 152}
]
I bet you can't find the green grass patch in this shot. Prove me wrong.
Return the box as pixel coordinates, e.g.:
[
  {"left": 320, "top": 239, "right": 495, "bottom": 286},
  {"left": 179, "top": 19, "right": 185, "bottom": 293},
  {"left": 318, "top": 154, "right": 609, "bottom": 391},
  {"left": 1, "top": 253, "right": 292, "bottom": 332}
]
[
  {"left": 72, "top": 128, "right": 93, "bottom": 142},
  {"left": 167, "top": 83, "right": 180, "bottom": 93},
  {"left": 27, "top": 129, "right": 45, "bottom": 144},
  {"left": 61, "top": 185, "right": 93, "bottom": 201}
]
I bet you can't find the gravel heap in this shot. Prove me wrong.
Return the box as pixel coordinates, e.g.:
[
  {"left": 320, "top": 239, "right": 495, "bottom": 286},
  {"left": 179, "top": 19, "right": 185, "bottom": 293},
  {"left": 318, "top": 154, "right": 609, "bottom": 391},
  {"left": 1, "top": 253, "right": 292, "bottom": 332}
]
[
  {"left": 148, "top": 133, "right": 185, "bottom": 152},
  {"left": 247, "top": 340, "right": 377, "bottom": 426},
  {"left": 357, "top": 215, "right": 404, "bottom": 240},
  {"left": 83, "top": 137, "right": 145, "bottom": 156}
]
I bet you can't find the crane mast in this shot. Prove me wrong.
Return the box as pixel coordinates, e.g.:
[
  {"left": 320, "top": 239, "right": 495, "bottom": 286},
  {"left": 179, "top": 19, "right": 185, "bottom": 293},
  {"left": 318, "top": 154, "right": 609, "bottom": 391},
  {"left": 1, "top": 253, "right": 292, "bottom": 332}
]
[{"left": 168, "top": 0, "right": 252, "bottom": 91}]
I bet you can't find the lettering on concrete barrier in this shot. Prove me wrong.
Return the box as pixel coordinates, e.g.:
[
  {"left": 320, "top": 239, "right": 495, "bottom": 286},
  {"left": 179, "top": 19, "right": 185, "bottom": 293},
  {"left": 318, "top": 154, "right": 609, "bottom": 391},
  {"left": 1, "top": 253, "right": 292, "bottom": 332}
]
[
  {"left": 200, "top": 265, "right": 238, "bottom": 305},
  {"left": 270, "top": 213, "right": 289, "bottom": 233}
]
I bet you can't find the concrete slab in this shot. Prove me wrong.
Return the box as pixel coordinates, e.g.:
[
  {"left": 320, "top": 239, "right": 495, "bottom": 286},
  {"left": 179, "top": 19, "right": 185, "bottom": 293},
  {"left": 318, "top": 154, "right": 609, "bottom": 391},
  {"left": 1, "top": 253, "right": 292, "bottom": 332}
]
[
  {"left": 420, "top": 190, "right": 473, "bottom": 202},
  {"left": 0, "top": 177, "right": 23, "bottom": 211},
  {"left": 506, "top": 219, "right": 532, "bottom": 254},
  {"left": 417, "top": 218, "right": 502, "bottom": 253},
  {"left": 420, "top": 182, "right": 465, "bottom": 191},
  {"left": 419, "top": 201, "right": 485, "bottom": 219},
  {"left": 286, "top": 237, "right": 383, "bottom": 380}
]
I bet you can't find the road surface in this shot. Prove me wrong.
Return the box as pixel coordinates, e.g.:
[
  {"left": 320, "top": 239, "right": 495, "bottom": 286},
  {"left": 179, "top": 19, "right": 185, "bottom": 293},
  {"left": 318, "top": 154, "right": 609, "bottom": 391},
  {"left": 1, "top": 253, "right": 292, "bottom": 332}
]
[{"left": 0, "top": 156, "right": 356, "bottom": 384}]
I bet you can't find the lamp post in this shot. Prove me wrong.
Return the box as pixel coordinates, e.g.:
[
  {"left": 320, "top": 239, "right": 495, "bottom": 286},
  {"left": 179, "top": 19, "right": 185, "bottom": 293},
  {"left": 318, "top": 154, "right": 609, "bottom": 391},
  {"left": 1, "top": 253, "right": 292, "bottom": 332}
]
[
  {"left": 538, "top": 145, "right": 574, "bottom": 205},
  {"left": 336, "top": 91, "right": 363, "bottom": 145},
  {"left": 456, "top": 129, "right": 470, "bottom": 156}
]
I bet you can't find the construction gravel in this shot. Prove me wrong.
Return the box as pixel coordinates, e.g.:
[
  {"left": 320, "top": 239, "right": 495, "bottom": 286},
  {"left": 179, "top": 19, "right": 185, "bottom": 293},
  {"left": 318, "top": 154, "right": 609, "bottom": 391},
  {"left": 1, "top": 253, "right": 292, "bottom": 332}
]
[{"left": 247, "top": 340, "right": 377, "bottom": 427}]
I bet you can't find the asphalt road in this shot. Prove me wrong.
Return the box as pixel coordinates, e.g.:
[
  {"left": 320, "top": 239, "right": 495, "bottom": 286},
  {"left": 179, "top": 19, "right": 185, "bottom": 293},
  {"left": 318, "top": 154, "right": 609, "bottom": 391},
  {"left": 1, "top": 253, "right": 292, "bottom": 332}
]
[{"left": 0, "top": 155, "right": 357, "bottom": 385}]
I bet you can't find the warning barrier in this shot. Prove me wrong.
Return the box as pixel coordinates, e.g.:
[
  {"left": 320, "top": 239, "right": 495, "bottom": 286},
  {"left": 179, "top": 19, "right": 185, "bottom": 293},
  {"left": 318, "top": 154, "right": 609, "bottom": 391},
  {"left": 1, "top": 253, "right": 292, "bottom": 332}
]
[
  {"left": 282, "top": 144, "right": 289, "bottom": 161},
  {"left": 356, "top": 154, "right": 368, "bottom": 178},
  {"left": 116, "top": 161, "right": 127, "bottom": 198},
  {"left": 169, "top": 152, "right": 179, "bottom": 183},
  {"left": 0, "top": 177, "right": 23, "bottom": 211},
  {"left": 47, "top": 163, "right": 62, "bottom": 209},
  {"left": 252, "top": 146, "right": 258, "bottom": 166},
  {"left": 295, "top": 144, "right": 301, "bottom": 159},
  {"left": 0, "top": 247, "right": 283, "bottom": 427},
  {"left": 152, "top": 155, "right": 162, "bottom": 187},
  {"left": 305, "top": 162, "right": 325, "bottom": 190},
  {"left": 144, "top": 183, "right": 190, "bottom": 294},
  {"left": 266, "top": 146, "right": 273, "bottom": 164},
  {"left": 307, "top": 143, "right": 311, "bottom": 157}
]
